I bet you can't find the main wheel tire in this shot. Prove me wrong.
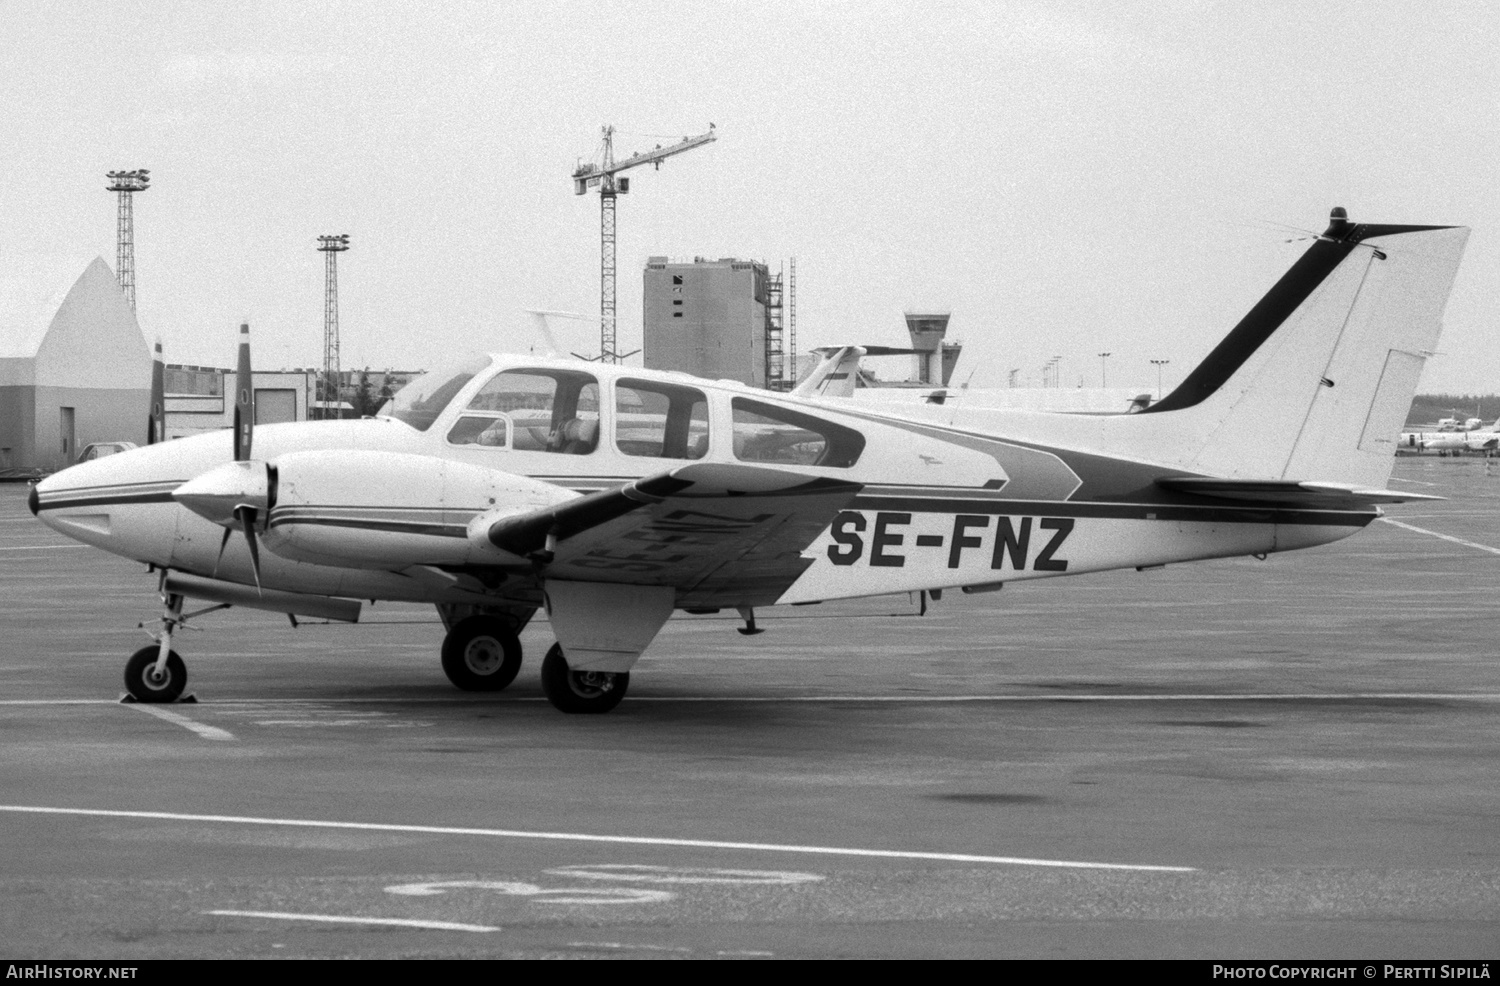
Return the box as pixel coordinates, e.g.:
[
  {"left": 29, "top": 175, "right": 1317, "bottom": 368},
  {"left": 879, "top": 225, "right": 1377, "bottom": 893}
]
[
  {"left": 124, "top": 645, "right": 187, "bottom": 703},
  {"left": 441, "top": 616, "right": 523, "bottom": 691},
  {"left": 539, "top": 643, "right": 628, "bottom": 714}
]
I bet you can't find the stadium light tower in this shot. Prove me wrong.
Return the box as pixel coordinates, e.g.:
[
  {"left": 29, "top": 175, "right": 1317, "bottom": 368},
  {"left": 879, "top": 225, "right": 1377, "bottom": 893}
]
[
  {"left": 317, "top": 235, "right": 351, "bottom": 419},
  {"left": 1150, "top": 358, "right": 1171, "bottom": 400},
  {"left": 1099, "top": 352, "right": 1112, "bottom": 388},
  {"left": 105, "top": 169, "right": 150, "bottom": 310}
]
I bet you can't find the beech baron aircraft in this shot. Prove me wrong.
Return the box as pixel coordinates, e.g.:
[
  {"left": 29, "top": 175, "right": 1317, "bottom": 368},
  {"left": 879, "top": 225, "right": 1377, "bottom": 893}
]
[{"left": 31, "top": 210, "right": 1468, "bottom": 713}]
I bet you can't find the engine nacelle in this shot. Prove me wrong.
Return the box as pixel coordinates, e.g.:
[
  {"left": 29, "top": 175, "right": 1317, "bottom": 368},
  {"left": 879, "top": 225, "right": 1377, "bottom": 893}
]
[{"left": 261, "top": 450, "right": 575, "bottom": 568}]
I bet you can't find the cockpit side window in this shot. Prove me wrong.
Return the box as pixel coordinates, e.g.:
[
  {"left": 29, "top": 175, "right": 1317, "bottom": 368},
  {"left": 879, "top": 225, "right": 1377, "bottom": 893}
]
[
  {"left": 446, "top": 414, "right": 510, "bottom": 448},
  {"left": 616, "top": 378, "right": 709, "bottom": 459},
  {"left": 730, "top": 398, "right": 865, "bottom": 468},
  {"left": 459, "top": 369, "right": 599, "bottom": 455},
  {"left": 378, "top": 357, "right": 490, "bottom": 432}
]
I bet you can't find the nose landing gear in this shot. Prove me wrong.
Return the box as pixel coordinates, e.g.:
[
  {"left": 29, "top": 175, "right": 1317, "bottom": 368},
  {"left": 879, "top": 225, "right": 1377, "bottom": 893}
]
[
  {"left": 124, "top": 645, "right": 186, "bottom": 703},
  {"left": 124, "top": 589, "right": 190, "bottom": 703},
  {"left": 123, "top": 577, "right": 229, "bottom": 703}
]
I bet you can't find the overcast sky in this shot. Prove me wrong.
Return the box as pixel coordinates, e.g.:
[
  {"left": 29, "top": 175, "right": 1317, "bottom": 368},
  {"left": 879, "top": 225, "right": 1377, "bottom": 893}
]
[{"left": 4, "top": 0, "right": 1496, "bottom": 394}]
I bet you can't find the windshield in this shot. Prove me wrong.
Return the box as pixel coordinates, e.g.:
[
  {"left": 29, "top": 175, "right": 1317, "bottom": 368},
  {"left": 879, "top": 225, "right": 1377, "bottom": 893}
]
[{"left": 378, "top": 356, "right": 491, "bottom": 431}]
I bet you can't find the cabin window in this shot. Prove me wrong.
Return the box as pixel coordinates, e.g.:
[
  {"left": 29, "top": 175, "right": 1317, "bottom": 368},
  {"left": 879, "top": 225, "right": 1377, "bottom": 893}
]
[
  {"left": 615, "top": 379, "right": 709, "bottom": 459},
  {"left": 730, "top": 398, "right": 865, "bottom": 468},
  {"left": 458, "top": 369, "right": 599, "bottom": 455},
  {"left": 379, "top": 356, "right": 490, "bottom": 432}
]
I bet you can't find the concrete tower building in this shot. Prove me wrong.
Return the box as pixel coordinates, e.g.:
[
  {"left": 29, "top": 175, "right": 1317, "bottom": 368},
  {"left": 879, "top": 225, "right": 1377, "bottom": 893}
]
[{"left": 643, "top": 257, "right": 772, "bottom": 388}]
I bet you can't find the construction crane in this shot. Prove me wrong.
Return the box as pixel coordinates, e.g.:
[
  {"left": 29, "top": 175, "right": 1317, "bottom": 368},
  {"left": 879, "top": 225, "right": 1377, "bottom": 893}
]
[{"left": 573, "top": 124, "right": 716, "bottom": 363}]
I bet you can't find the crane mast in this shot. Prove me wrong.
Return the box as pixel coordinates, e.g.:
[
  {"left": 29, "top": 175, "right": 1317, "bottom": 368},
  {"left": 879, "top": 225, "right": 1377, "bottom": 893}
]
[{"left": 573, "top": 125, "right": 716, "bottom": 363}]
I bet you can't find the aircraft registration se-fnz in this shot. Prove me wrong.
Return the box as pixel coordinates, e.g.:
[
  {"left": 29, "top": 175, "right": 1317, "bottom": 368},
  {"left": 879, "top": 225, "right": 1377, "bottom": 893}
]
[{"left": 31, "top": 209, "right": 1468, "bottom": 713}]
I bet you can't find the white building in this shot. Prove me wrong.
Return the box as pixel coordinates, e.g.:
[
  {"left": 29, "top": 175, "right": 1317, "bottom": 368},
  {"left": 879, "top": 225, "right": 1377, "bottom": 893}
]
[
  {"left": 0, "top": 257, "right": 150, "bottom": 476},
  {"left": 164, "top": 364, "right": 319, "bottom": 439}
]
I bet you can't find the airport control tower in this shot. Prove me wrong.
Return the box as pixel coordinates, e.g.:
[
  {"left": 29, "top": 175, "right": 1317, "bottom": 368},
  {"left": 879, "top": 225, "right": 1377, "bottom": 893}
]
[{"left": 904, "top": 312, "right": 962, "bottom": 386}]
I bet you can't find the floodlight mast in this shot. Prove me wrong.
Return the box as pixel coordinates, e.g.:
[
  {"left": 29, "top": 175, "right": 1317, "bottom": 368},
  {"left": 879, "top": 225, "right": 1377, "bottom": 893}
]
[
  {"left": 106, "top": 169, "right": 150, "bottom": 310},
  {"left": 317, "top": 235, "right": 350, "bottom": 419},
  {"left": 572, "top": 125, "right": 716, "bottom": 363}
]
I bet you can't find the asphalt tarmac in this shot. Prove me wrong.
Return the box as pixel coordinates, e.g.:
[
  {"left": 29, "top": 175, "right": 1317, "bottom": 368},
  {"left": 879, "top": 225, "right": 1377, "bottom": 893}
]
[{"left": 2, "top": 457, "right": 1498, "bottom": 959}]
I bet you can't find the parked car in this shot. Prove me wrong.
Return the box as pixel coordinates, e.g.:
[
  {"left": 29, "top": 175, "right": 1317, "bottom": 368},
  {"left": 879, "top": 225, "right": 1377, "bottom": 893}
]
[{"left": 77, "top": 441, "right": 138, "bottom": 464}]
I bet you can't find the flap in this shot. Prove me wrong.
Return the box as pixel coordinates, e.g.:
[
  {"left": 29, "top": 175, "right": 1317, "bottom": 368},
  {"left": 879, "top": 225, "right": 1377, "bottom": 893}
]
[
  {"left": 1158, "top": 476, "right": 1443, "bottom": 506},
  {"left": 483, "top": 462, "right": 863, "bottom": 596}
]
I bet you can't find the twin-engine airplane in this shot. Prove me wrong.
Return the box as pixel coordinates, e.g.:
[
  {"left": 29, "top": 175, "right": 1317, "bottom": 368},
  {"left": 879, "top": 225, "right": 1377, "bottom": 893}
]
[
  {"left": 31, "top": 209, "right": 1468, "bottom": 713},
  {"left": 1399, "top": 418, "right": 1500, "bottom": 453}
]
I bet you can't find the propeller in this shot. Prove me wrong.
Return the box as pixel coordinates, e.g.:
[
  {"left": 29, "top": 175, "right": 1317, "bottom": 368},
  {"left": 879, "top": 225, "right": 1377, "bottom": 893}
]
[
  {"left": 176, "top": 323, "right": 269, "bottom": 595},
  {"left": 232, "top": 323, "right": 254, "bottom": 461},
  {"left": 147, "top": 339, "right": 165, "bottom": 445}
]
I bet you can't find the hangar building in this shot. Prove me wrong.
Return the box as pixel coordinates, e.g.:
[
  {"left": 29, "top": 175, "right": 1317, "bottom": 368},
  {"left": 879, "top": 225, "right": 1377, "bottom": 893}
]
[{"left": 0, "top": 257, "right": 150, "bottom": 477}]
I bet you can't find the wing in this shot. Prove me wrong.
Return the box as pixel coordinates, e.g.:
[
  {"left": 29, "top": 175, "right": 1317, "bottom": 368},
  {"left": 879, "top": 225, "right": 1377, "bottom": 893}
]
[
  {"left": 483, "top": 462, "right": 862, "bottom": 605},
  {"left": 1157, "top": 476, "right": 1443, "bottom": 506}
]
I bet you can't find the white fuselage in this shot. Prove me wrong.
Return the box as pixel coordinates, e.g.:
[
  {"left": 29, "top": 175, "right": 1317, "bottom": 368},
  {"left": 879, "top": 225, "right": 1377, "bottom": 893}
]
[{"left": 34, "top": 355, "right": 1371, "bottom": 612}]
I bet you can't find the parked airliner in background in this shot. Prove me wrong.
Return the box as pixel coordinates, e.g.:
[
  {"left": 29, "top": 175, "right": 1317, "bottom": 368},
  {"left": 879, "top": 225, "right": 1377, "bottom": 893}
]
[
  {"left": 31, "top": 209, "right": 1468, "bottom": 713},
  {"left": 1400, "top": 417, "right": 1500, "bottom": 453}
]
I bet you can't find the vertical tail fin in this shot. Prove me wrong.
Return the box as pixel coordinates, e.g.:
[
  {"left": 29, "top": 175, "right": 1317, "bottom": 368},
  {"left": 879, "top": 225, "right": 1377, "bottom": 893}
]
[{"left": 1142, "top": 210, "right": 1468, "bottom": 489}]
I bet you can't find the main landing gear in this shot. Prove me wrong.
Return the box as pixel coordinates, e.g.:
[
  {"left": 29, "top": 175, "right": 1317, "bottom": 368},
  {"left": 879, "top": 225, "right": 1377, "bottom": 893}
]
[
  {"left": 440, "top": 616, "right": 523, "bottom": 691},
  {"left": 436, "top": 616, "right": 626, "bottom": 712},
  {"left": 539, "top": 643, "right": 628, "bottom": 714}
]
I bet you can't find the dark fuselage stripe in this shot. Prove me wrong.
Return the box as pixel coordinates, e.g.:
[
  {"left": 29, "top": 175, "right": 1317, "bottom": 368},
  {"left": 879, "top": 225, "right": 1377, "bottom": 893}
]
[
  {"left": 848, "top": 496, "right": 1374, "bottom": 527},
  {"left": 37, "top": 492, "right": 177, "bottom": 511},
  {"left": 268, "top": 517, "right": 469, "bottom": 538}
]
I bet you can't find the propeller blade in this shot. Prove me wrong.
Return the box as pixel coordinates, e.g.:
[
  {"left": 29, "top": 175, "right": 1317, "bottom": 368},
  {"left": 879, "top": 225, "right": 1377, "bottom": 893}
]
[
  {"left": 232, "top": 323, "right": 254, "bottom": 462},
  {"left": 148, "top": 339, "right": 165, "bottom": 445},
  {"left": 212, "top": 525, "right": 232, "bottom": 578},
  {"left": 234, "top": 505, "right": 263, "bottom": 596}
]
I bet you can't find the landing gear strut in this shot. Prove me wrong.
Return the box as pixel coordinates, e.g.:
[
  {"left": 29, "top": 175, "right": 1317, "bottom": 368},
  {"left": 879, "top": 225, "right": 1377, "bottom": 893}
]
[
  {"left": 440, "top": 616, "right": 523, "bottom": 691},
  {"left": 124, "top": 590, "right": 189, "bottom": 702},
  {"left": 540, "top": 643, "right": 628, "bottom": 714}
]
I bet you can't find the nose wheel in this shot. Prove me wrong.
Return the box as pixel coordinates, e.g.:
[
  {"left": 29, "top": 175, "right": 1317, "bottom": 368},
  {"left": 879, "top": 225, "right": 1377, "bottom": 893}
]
[
  {"left": 123, "top": 588, "right": 193, "bottom": 703},
  {"left": 124, "top": 645, "right": 187, "bottom": 703},
  {"left": 440, "top": 616, "right": 523, "bottom": 691},
  {"left": 539, "top": 643, "right": 629, "bottom": 714}
]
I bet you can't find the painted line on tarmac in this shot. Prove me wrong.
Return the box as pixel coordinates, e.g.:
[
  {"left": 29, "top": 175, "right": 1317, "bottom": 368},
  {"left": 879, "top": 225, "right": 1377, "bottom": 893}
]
[
  {"left": 1379, "top": 517, "right": 1500, "bottom": 556},
  {"left": 0, "top": 805, "right": 1193, "bottom": 873},
  {"left": 205, "top": 910, "right": 498, "bottom": 933},
  {"left": 159, "top": 692, "right": 1500, "bottom": 704},
  {"left": 4, "top": 693, "right": 1498, "bottom": 709},
  {"left": 124, "top": 703, "right": 236, "bottom": 741},
  {"left": 621, "top": 692, "right": 1500, "bottom": 703},
  {"left": 0, "top": 544, "right": 90, "bottom": 551}
]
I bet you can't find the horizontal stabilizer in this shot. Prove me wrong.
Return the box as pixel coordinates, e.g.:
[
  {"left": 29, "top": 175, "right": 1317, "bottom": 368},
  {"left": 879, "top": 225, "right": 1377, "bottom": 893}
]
[{"left": 1158, "top": 476, "right": 1443, "bottom": 506}]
